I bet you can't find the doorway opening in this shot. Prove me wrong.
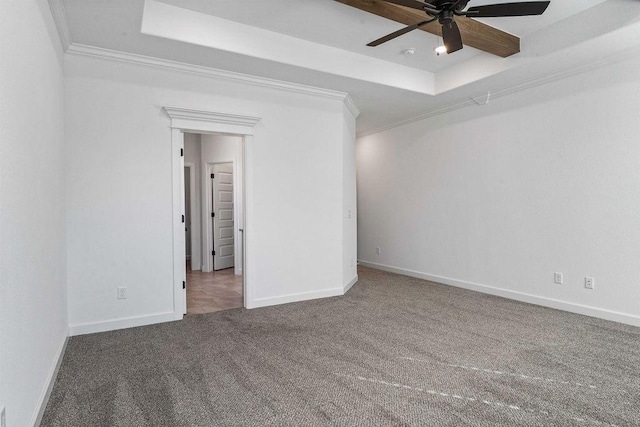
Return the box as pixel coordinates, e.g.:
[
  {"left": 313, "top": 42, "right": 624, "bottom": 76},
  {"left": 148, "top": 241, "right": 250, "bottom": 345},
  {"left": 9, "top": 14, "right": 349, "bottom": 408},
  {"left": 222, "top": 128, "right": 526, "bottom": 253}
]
[
  {"left": 183, "top": 133, "right": 244, "bottom": 315},
  {"left": 165, "top": 106, "right": 260, "bottom": 319}
]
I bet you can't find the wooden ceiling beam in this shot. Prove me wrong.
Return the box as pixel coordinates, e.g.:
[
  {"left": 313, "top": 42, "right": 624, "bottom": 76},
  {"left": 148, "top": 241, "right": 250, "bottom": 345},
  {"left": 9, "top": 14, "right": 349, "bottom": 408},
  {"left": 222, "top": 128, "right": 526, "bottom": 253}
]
[{"left": 336, "top": 0, "right": 520, "bottom": 58}]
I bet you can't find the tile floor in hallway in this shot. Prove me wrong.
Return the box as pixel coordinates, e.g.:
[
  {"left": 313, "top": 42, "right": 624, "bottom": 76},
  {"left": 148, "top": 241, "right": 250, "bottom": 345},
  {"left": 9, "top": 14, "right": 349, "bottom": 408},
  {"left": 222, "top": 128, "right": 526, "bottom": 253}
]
[{"left": 186, "top": 263, "right": 243, "bottom": 315}]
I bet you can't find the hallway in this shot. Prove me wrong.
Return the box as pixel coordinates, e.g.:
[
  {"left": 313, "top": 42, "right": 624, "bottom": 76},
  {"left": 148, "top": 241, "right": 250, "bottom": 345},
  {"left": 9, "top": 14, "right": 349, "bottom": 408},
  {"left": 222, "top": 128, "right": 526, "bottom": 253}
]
[{"left": 186, "top": 265, "right": 243, "bottom": 315}]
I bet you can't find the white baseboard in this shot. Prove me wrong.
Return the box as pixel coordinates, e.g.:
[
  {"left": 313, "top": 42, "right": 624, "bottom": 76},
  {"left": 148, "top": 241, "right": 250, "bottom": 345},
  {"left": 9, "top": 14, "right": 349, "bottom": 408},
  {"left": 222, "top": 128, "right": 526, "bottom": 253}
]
[
  {"left": 31, "top": 332, "right": 69, "bottom": 427},
  {"left": 69, "top": 311, "right": 176, "bottom": 336},
  {"left": 248, "top": 287, "right": 344, "bottom": 309},
  {"left": 359, "top": 260, "right": 640, "bottom": 328},
  {"left": 344, "top": 275, "right": 358, "bottom": 294}
]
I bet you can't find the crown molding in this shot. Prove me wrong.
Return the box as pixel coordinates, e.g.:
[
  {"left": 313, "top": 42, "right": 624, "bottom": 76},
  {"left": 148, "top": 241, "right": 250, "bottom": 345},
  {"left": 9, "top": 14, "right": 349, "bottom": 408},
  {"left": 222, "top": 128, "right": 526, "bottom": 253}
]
[
  {"left": 356, "top": 98, "right": 474, "bottom": 139},
  {"left": 357, "top": 47, "right": 640, "bottom": 139},
  {"left": 344, "top": 94, "right": 360, "bottom": 119},
  {"left": 163, "top": 107, "right": 261, "bottom": 135},
  {"left": 66, "top": 44, "right": 359, "bottom": 112},
  {"left": 47, "top": 0, "right": 72, "bottom": 51},
  {"left": 163, "top": 107, "right": 261, "bottom": 127}
]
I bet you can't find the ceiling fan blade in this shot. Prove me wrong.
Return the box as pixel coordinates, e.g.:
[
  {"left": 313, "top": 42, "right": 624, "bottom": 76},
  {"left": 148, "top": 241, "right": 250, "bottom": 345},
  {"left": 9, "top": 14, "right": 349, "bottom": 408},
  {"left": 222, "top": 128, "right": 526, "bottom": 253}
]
[
  {"left": 379, "top": 0, "right": 427, "bottom": 11},
  {"left": 466, "top": 1, "right": 550, "bottom": 17},
  {"left": 442, "top": 20, "right": 463, "bottom": 53},
  {"left": 367, "top": 18, "right": 436, "bottom": 46}
]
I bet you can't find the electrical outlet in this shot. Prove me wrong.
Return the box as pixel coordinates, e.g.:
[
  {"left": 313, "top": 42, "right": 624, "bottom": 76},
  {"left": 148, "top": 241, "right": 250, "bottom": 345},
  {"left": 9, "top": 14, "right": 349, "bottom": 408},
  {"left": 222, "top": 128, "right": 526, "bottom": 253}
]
[
  {"left": 117, "top": 287, "right": 127, "bottom": 299},
  {"left": 347, "top": 210, "right": 352, "bottom": 219},
  {"left": 1, "top": 406, "right": 6, "bottom": 427},
  {"left": 554, "top": 272, "right": 563, "bottom": 284},
  {"left": 376, "top": 247, "right": 381, "bottom": 255},
  {"left": 585, "top": 277, "right": 595, "bottom": 290}
]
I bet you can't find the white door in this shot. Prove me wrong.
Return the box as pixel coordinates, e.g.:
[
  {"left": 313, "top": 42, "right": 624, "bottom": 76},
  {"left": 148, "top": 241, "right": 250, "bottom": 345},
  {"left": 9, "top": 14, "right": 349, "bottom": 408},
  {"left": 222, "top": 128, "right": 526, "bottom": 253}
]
[{"left": 212, "top": 163, "right": 234, "bottom": 270}]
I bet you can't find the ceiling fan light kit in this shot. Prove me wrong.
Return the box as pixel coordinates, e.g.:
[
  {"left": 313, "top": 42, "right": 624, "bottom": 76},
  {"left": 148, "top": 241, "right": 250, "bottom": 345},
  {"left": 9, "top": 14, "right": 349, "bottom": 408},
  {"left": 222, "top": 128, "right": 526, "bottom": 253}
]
[
  {"left": 359, "top": 0, "right": 550, "bottom": 55},
  {"left": 434, "top": 45, "right": 447, "bottom": 55}
]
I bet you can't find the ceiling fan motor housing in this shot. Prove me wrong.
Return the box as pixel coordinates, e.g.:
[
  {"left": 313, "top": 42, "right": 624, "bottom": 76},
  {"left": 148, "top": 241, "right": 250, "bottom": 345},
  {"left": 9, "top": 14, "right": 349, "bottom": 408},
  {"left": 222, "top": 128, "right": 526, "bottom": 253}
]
[
  {"left": 427, "top": 0, "right": 470, "bottom": 14},
  {"left": 438, "top": 10, "right": 454, "bottom": 24}
]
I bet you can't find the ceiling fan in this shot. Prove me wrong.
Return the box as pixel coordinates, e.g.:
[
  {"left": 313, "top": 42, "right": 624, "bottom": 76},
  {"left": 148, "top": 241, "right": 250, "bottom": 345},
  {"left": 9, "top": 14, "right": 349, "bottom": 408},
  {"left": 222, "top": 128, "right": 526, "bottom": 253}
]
[{"left": 366, "top": 0, "right": 550, "bottom": 54}]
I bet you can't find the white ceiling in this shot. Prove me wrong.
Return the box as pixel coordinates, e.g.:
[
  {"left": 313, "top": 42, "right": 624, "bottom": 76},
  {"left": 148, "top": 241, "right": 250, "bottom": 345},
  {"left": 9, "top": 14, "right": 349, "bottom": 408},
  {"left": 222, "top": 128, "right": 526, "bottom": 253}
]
[{"left": 61, "top": 0, "right": 640, "bottom": 135}]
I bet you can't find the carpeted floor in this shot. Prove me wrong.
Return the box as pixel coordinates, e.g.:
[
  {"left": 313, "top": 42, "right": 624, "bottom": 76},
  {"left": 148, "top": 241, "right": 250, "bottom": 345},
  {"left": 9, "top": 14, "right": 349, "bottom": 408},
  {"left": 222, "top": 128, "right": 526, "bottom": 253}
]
[{"left": 41, "top": 267, "right": 640, "bottom": 426}]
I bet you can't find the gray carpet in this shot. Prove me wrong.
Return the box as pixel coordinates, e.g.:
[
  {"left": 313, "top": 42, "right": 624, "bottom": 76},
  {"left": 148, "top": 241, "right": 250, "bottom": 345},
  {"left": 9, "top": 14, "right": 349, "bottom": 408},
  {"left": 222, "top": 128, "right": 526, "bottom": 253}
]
[{"left": 41, "top": 267, "right": 640, "bottom": 426}]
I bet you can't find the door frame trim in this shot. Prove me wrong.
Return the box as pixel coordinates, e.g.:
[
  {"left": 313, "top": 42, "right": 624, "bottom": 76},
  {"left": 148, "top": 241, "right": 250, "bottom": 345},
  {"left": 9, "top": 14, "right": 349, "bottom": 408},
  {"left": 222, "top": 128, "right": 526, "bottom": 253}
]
[{"left": 164, "top": 106, "right": 260, "bottom": 319}]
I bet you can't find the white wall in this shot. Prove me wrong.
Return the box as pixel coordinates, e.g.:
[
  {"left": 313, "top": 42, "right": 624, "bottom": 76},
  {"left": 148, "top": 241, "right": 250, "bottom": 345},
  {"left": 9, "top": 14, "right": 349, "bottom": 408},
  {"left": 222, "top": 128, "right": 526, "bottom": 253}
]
[
  {"left": 65, "top": 53, "right": 356, "bottom": 332},
  {"left": 184, "top": 133, "right": 201, "bottom": 269},
  {"left": 0, "top": 1, "right": 68, "bottom": 425},
  {"left": 342, "top": 105, "right": 358, "bottom": 290},
  {"left": 357, "top": 55, "right": 640, "bottom": 326},
  {"left": 200, "top": 135, "right": 243, "bottom": 274}
]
